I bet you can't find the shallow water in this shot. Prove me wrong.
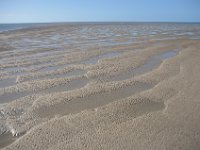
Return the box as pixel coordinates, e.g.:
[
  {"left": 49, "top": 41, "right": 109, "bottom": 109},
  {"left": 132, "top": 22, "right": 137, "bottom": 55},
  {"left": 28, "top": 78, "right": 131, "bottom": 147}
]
[
  {"left": 0, "top": 132, "right": 16, "bottom": 149},
  {"left": 38, "top": 69, "right": 86, "bottom": 80},
  {"left": 0, "top": 50, "right": 178, "bottom": 104},
  {"left": 134, "top": 50, "right": 178, "bottom": 75},
  {"left": 38, "top": 63, "right": 69, "bottom": 72},
  {"left": 0, "top": 77, "right": 88, "bottom": 104},
  {"left": 0, "top": 91, "right": 32, "bottom": 104},
  {"left": 37, "top": 82, "right": 153, "bottom": 118},
  {"left": 109, "top": 50, "right": 178, "bottom": 82},
  {"left": 41, "top": 76, "right": 89, "bottom": 94},
  {"left": 158, "top": 50, "right": 177, "bottom": 60},
  {"left": 33, "top": 51, "right": 121, "bottom": 73},
  {"left": 0, "top": 131, "right": 26, "bottom": 149},
  {"left": 0, "top": 78, "right": 16, "bottom": 89},
  {"left": 81, "top": 51, "right": 121, "bottom": 65}
]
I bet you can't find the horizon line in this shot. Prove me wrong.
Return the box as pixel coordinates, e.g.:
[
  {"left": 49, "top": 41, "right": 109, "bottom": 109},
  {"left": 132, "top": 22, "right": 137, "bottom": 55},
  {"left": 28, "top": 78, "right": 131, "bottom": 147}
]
[{"left": 1, "top": 21, "right": 200, "bottom": 24}]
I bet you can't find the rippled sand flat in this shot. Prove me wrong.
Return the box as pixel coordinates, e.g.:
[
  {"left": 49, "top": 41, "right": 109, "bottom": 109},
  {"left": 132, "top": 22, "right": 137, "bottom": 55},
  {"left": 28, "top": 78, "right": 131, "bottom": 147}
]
[{"left": 0, "top": 23, "right": 200, "bottom": 150}]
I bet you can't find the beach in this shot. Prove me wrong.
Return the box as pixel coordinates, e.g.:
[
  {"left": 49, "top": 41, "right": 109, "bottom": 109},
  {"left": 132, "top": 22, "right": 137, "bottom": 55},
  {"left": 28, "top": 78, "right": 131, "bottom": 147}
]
[{"left": 0, "top": 23, "right": 200, "bottom": 149}]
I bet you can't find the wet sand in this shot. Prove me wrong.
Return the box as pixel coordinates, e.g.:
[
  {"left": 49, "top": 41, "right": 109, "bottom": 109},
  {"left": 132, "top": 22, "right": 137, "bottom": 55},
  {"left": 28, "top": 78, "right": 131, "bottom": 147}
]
[{"left": 0, "top": 23, "right": 200, "bottom": 150}]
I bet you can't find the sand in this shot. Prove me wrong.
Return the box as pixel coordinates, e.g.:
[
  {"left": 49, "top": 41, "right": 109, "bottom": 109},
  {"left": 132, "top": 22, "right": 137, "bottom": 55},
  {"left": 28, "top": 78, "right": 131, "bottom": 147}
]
[{"left": 0, "top": 23, "right": 200, "bottom": 149}]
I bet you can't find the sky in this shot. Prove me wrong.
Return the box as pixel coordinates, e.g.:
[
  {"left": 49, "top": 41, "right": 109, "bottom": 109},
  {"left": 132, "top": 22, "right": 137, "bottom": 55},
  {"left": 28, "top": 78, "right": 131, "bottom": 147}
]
[{"left": 0, "top": 0, "right": 200, "bottom": 23}]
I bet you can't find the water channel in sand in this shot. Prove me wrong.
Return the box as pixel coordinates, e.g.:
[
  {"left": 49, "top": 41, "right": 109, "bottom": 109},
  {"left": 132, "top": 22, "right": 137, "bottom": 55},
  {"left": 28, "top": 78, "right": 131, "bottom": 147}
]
[{"left": 0, "top": 50, "right": 178, "bottom": 104}]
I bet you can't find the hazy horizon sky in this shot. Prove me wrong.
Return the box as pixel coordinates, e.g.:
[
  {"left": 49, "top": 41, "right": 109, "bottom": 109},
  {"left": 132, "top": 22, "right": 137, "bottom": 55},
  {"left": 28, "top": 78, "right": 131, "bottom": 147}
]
[{"left": 0, "top": 0, "right": 200, "bottom": 23}]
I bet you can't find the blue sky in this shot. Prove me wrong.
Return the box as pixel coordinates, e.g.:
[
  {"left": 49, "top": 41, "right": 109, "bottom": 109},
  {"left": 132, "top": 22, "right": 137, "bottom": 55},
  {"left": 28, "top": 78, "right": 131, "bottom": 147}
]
[{"left": 0, "top": 0, "right": 200, "bottom": 23}]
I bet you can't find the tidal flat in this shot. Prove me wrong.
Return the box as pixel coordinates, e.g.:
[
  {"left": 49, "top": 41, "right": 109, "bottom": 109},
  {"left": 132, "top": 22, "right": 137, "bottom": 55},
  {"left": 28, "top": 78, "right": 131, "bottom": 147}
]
[{"left": 0, "top": 23, "right": 200, "bottom": 150}]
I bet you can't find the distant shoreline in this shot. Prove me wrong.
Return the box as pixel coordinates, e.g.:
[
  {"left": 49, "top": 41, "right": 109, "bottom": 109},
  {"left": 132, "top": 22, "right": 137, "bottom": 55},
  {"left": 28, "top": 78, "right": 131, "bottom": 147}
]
[
  {"left": 1, "top": 21, "right": 200, "bottom": 25},
  {"left": 0, "top": 22, "right": 200, "bottom": 33}
]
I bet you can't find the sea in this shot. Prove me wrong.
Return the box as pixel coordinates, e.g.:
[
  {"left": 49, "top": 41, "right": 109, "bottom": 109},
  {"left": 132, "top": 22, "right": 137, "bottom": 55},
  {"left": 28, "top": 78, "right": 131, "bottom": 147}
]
[{"left": 0, "top": 23, "right": 55, "bottom": 33}]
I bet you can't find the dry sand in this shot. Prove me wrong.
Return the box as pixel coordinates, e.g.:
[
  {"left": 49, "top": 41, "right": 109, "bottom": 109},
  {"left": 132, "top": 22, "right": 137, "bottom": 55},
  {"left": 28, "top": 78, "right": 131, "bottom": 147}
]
[{"left": 0, "top": 23, "right": 200, "bottom": 149}]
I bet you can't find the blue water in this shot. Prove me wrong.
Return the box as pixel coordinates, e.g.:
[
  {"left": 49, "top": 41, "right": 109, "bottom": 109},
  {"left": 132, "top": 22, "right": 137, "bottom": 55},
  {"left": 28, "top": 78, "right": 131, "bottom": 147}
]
[{"left": 0, "top": 23, "right": 49, "bottom": 33}]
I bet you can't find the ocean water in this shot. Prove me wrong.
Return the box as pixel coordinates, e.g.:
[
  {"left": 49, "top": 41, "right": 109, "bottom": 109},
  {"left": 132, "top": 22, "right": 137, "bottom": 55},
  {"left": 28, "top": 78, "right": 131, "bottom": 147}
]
[
  {"left": 0, "top": 23, "right": 53, "bottom": 33},
  {"left": 0, "top": 23, "right": 97, "bottom": 33},
  {"left": 0, "top": 22, "right": 200, "bottom": 39},
  {"left": 0, "top": 24, "right": 33, "bottom": 32}
]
